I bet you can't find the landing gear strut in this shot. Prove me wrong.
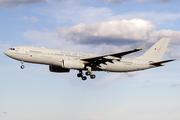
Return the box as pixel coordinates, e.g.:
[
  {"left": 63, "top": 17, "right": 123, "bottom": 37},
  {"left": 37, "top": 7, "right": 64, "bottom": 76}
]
[
  {"left": 85, "top": 71, "right": 91, "bottom": 76},
  {"left": 77, "top": 70, "right": 96, "bottom": 80},
  {"left": 77, "top": 71, "right": 87, "bottom": 81},
  {"left": 82, "top": 76, "right": 87, "bottom": 81},
  {"left": 90, "top": 74, "right": 96, "bottom": 79},
  {"left": 86, "top": 70, "right": 96, "bottom": 79},
  {"left": 77, "top": 73, "right": 82, "bottom": 77},
  {"left": 20, "top": 61, "right": 25, "bottom": 69}
]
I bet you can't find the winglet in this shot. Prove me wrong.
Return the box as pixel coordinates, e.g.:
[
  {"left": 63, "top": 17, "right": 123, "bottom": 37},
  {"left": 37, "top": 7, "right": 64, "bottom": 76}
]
[{"left": 136, "top": 44, "right": 146, "bottom": 50}]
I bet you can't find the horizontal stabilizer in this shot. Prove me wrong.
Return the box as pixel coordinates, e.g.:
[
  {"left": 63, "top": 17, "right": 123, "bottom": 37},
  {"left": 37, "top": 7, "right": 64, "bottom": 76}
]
[{"left": 149, "top": 59, "right": 176, "bottom": 66}]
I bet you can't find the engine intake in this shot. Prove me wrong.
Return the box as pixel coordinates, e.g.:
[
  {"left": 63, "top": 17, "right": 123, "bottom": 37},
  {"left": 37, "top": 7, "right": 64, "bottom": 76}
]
[
  {"left": 62, "top": 59, "right": 84, "bottom": 69},
  {"left": 49, "top": 65, "right": 70, "bottom": 73}
]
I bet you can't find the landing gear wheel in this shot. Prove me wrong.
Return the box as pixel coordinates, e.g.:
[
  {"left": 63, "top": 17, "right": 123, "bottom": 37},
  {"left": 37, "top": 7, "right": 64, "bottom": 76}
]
[
  {"left": 82, "top": 76, "right": 87, "bottom": 81},
  {"left": 85, "top": 71, "right": 91, "bottom": 76},
  {"left": 90, "top": 74, "right": 96, "bottom": 79},
  {"left": 21, "top": 65, "right": 25, "bottom": 69},
  {"left": 77, "top": 73, "right": 82, "bottom": 77}
]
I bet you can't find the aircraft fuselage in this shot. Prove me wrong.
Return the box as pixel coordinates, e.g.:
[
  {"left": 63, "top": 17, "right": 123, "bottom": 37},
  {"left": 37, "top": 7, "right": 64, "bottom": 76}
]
[
  {"left": 5, "top": 38, "right": 175, "bottom": 80},
  {"left": 4, "top": 46, "right": 151, "bottom": 72}
]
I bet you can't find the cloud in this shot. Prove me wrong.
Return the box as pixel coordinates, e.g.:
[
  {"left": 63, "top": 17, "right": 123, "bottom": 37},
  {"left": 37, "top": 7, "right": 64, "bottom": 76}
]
[
  {"left": 0, "top": 0, "right": 174, "bottom": 8},
  {"left": 0, "top": 0, "right": 44, "bottom": 7},
  {"left": 23, "top": 29, "right": 61, "bottom": 47},
  {"left": 136, "top": 0, "right": 172, "bottom": 3},
  {"left": 58, "top": 19, "right": 180, "bottom": 46},
  {"left": 99, "top": 0, "right": 128, "bottom": 3},
  {"left": 57, "top": 19, "right": 180, "bottom": 59},
  {"left": 22, "top": 16, "right": 39, "bottom": 23},
  {"left": 39, "top": 1, "right": 113, "bottom": 24},
  {"left": 145, "top": 80, "right": 150, "bottom": 82},
  {"left": 23, "top": 19, "right": 180, "bottom": 59},
  {"left": 99, "top": 0, "right": 173, "bottom": 3},
  {"left": 58, "top": 19, "right": 155, "bottom": 44},
  {"left": 126, "top": 72, "right": 138, "bottom": 77},
  {"left": 0, "top": 42, "right": 11, "bottom": 53},
  {"left": 150, "top": 29, "right": 180, "bottom": 44},
  {"left": 171, "top": 84, "right": 180, "bottom": 88},
  {"left": 39, "top": 1, "right": 180, "bottom": 25},
  {"left": 113, "top": 12, "right": 180, "bottom": 25},
  {"left": 169, "top": 53, "right": 180, "bottom": 58},
  {"left": 22, "top": 28, "right": 103, "bottom": 54},
  {"left": 0, "top": 0, "right": 176, "bottom": 8},
  {"left": 0, "top": 0, "right": 64, "bottom": 8},
  {"left": 2, "top": 112, "right": 7, "bottom": 114},
  {"left": 30, "top": 17, "right": 39, "bottom": 23}
]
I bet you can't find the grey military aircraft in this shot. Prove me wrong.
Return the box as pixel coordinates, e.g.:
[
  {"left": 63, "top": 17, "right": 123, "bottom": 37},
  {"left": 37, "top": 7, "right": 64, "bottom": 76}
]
[{"left": 4, "top": 38, "right": 176, "bottom": 80}]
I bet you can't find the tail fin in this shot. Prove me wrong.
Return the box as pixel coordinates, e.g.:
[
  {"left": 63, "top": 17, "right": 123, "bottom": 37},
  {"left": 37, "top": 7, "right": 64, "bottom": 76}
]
[{"left": 137, "top": 38, "right": 170, "bottom": 62}]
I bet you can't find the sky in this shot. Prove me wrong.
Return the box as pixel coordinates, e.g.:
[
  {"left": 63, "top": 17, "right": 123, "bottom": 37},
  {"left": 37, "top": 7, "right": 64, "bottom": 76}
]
[{"left": 0, "top": 0, "right": 180, "bottom": 120}]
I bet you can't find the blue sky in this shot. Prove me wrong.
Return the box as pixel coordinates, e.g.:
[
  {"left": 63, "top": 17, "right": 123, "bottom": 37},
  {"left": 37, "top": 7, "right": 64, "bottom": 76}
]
[{"left": 0, "top": 0, "right": 180, "bottom": 120}]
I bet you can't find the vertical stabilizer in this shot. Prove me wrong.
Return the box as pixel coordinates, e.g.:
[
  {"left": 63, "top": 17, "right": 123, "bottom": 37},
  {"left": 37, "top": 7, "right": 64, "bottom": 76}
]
[{"left": 137, "top": 38, "right": 170, "bottom": 62}]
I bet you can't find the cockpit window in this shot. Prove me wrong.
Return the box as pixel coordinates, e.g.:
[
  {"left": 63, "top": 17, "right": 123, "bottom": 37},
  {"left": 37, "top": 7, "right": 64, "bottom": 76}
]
[{"left": 9, "top": 48, "right": 15, "bottom": 50}]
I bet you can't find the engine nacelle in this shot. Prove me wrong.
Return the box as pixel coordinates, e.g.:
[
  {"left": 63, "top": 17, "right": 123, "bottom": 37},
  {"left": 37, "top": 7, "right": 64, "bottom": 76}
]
[
  {"left": 49, "top": 65, "right": 70, "bottom": 73},
  {"left": 62, "top": 59, "right": 84, "bottom": 69}
]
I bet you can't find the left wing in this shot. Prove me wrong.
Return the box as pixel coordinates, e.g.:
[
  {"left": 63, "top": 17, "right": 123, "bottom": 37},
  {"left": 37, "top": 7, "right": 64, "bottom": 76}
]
[{"left": 80, "top": 44, "right": 146, "bottom": 63}]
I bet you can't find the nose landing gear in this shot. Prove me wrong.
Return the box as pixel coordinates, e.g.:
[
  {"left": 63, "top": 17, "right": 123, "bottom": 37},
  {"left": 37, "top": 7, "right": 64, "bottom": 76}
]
[
  {"left": 21, "top": 65, "right": 25, "bottom": 69},
  {"left": 20, "top": 61, "right": 25, "bottom": 69}
]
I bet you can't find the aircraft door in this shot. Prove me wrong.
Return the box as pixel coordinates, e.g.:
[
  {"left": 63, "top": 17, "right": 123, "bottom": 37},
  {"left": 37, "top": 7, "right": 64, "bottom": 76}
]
[
  {"left": 46, "top": 50, "right": 52, "bottom": 57},
  {"left": 20, "top": 47, "right": 26, "bottom": 54},
  {"left": 133, "top": 60, "right": 137, "bottom": 66},
  {"left": 124, "top": 60, "right": 137, "bottom": 72},
  {"left": 133, "top": 60, "right": 139, "bottom": 70}
]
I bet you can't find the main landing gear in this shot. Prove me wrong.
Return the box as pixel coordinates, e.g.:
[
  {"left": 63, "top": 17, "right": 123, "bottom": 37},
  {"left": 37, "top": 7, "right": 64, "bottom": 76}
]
[
  {"left": 77, "top": 70, "right": 96, "bottom": 81},
  {"left": 20, "top": 61, "right": 25, "bottom": 69}
]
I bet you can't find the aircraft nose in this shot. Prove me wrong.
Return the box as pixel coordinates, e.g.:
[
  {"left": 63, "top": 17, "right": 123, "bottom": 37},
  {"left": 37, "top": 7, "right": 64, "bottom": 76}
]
[
  {"left": 4, "top": 49, "right": 15, "bottom": 58},
  {"left": 4, "top": 50, "right": 10, "bottom": 56},
  {"left": 4, "top": 50, "right": 8, "bottom": 55}
]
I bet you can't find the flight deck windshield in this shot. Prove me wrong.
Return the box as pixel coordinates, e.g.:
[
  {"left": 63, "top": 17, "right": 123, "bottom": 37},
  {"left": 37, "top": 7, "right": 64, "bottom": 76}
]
[{"left": 9, "top": 48, "right": 15, "bottom": 50}]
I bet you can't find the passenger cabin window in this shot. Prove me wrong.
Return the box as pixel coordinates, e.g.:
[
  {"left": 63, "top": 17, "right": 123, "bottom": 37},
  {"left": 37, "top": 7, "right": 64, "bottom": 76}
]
[{"left": 9, "top": 48, "right": 15, "bottom": 50}]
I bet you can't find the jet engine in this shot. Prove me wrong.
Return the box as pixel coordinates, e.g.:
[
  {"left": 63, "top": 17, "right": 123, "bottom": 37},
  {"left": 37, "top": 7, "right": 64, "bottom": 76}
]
[
  {"left": 49, "top": 65, "right": 70, "bottom": 73},
  {"left": 62, "top": 59, "right": 85, "bottom": 69}
]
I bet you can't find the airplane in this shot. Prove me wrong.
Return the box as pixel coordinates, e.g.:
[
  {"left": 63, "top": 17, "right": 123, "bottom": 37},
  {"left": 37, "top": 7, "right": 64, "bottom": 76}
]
[{"left": 4, "top": 37, "right": 176, "bottom": 80}]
